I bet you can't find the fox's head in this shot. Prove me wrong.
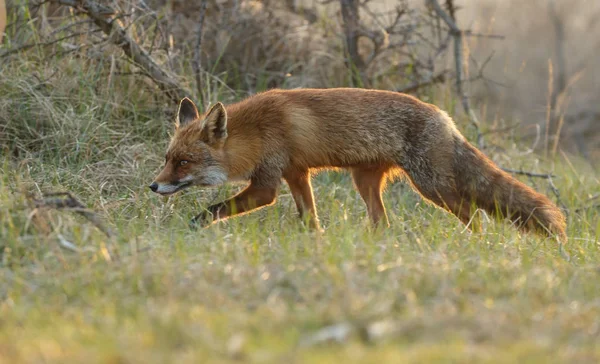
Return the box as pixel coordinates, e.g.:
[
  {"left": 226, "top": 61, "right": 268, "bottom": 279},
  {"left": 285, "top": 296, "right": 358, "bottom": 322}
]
[{"left": 149, "top": 97, "right": 229, "bottom": 195}]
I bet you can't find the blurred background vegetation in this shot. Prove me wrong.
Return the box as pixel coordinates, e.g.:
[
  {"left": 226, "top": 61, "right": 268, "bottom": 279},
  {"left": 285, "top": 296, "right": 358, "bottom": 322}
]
[{"left": 2, "top": 0, "right": 598, "bottom": 160}]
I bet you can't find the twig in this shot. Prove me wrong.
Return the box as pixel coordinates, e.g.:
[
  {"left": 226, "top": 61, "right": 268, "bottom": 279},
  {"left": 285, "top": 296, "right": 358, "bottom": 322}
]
[
  {"left": 585, "top": 194, "right": 600, "bottom": 203},
  {"left": 0, "top": 29, "right": 102, "bottom": 57},
  {"left": 467, "top": 50, "right": 505, "bottom": 87},
  {"left": 574, "top": 203, "right": 600, "bottom": 213},
  {"left": 501, "top": 167, "right": 567, "bottom": 216},
  {"left": 396, "top": 71, "right": 447, "bottom": 93},
  {"left": 32, "top": 192, "right": 114, "bottom": 238},
  {"left": 547, "top": 175, "right": 567, "bottom": 214},
  {"left": 573, "top": 194, "right": 600, "bottom": 213},
  {"left": 193, "top": 0, "right": 208, "bottom": 109},
  {"left": 463, "top": 30, "right": 504, "bottom": 39},
  {"left": 500, "top": 168, "right": 556, "bottom": 179}
]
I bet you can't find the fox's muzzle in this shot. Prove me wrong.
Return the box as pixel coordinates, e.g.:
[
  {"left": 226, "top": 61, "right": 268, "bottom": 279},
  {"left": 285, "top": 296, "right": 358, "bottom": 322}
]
[
  {"left": 148, "top": 182, "right": 158, "bottom": 192},
  {"left": 148, "top": 178, "right": 193, "bottom": 195}
]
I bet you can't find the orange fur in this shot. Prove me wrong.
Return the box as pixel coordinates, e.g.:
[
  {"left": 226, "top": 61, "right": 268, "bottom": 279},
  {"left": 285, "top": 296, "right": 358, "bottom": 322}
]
[{"left": 150, "top": 88, "right": 567, "bottom": 242}]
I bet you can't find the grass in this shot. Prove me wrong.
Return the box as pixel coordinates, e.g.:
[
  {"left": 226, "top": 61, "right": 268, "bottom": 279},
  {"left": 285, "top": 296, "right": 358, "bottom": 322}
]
[{"left": 1, "top": 37, "right": 600, "bottom": 364}]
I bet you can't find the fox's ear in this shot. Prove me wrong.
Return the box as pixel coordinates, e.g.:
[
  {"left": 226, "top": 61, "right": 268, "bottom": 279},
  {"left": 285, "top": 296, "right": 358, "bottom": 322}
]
[
  {"left": 201, "top": 102, "right": 228, "bottom": 145},
  {"left": 176, "top": 97, "right": 199, "bottom": 128}
]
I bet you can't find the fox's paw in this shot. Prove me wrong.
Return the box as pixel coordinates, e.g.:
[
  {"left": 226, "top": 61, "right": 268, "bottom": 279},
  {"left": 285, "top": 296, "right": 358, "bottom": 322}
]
[
  {"left": 189, "top": 212, "right": 213, "bottom": 230},
  {"left": 188, "top": 218, "right": 200, "bottom": 231}
]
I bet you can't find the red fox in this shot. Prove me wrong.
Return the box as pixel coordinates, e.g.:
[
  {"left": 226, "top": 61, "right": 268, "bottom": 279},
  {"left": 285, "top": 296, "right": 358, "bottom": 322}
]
[{"left": 149, "top": 88, "right": 567, "bottom": 242}]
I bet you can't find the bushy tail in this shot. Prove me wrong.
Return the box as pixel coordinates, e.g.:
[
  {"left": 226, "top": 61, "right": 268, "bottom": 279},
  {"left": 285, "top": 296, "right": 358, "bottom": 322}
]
[{"left": 453, "top": 138, "right": 567, "bottom": 243}]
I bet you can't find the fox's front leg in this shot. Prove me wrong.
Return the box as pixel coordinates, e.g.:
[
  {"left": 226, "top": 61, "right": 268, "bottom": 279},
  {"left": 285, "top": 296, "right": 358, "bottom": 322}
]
[
  {"left": 284, "top": 169, "right": 321, "bottom": 230},
  {"left": 190, "top": 182, "right": 279, "bottom": 228}
]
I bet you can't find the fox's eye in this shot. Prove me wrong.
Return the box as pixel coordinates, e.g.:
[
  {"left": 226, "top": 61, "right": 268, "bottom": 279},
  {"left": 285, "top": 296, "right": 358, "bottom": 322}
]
[{"left": 179, "top": 160, "right": 188, "bottom": 166}]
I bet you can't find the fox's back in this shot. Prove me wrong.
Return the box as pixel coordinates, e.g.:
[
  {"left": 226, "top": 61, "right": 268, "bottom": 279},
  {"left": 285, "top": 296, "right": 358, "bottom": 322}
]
[{"left": 225, "top": 88, "right": 455, "bottom": 169}]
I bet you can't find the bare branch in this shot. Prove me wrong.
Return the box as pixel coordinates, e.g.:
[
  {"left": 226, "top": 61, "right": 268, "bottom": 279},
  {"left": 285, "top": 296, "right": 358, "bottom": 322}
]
[
  {"left": 33, "top": 192, "right": 114, "bottom": 238},
  {"left": 546, "top": 175, "right": 567, "bottom": 214},
  {"left": 467, "top": 51, "right": 507, "bottom": 88},
  {"left": 463, "top": 30, "right": 504, "bottom": 40},
  {"left": 429, "top": 0, "right": 460, "bottom": 34},
  {"left": 396, "top": 71, "right": 447, "bottom": 93},
  {"left": 500, "top": 168, "right": 556, "bottom": 179}
]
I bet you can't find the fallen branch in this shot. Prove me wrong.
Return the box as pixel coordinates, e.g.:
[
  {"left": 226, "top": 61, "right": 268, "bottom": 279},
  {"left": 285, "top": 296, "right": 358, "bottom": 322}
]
[{"left": 32, "top": 192, "right": 114, "bottom": 238}]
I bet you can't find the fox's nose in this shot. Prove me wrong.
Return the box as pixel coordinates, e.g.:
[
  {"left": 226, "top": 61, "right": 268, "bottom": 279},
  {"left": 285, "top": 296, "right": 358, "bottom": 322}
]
[{"left": 149, "top": 182, "right": 158, "bottom": 192}]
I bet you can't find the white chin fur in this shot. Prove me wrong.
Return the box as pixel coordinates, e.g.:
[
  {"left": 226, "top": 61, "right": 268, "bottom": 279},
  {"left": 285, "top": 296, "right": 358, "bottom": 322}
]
[
  {"left": 201, "top": 166, "right": 228, "bottom": 185},
  {"left": 155, "top": 183, "right": 182, "bottom": 194},
  {"left": 155, "top": 175, "right": 194, "bottom": 194}
]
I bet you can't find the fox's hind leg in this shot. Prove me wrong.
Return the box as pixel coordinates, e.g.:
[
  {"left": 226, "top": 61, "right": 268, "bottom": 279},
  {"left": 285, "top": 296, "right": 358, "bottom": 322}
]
[
  {"left": 284, "top": 169, "right": 320, "bottom": 230},
  {"left": 351, "top": 164, "right": 392, "bottom": 228}
]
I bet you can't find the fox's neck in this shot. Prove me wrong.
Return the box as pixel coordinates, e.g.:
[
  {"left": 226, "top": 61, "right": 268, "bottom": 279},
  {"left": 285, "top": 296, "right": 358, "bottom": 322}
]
[{"left": 221, "top": 105, "right": 264, "bottom": 182}]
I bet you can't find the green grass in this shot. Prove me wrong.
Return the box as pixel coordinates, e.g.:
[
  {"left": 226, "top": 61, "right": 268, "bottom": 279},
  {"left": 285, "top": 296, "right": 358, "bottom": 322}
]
[{"left": 1, "top": 47, "right": 599, "bottom": 364}]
